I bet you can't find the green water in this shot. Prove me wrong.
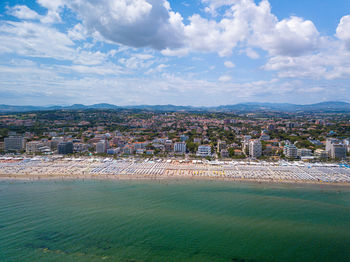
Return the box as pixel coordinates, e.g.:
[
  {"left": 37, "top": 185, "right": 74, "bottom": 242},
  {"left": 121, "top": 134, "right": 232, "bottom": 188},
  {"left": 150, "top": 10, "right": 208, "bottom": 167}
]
[{"left": 1, "top": 180, "right": 350, "bottom": 262}]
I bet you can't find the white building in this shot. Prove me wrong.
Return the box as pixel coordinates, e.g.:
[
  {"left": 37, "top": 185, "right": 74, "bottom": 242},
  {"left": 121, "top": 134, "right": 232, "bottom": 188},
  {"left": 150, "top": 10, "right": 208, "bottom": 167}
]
[
  {"left": 26, "top": 141, "right": 45, "bottom": 154},
  {"left": 174, "top": 142, "right": 186, "bottom": 154},
  {"left": 315, "top": 149, "right": 328, "bottom": 159},
  {"left": 325, "top": 138, "right": 339, "bottom": 155},
  {"left": 326, "top": 138, "right": 347, "bottom": 159},
  {"left": 196, "top": 145, "right": 212, "bottom": 157},
  {"left": 297, "top": 148, "right": 313, "bottom": 157},
  {"left": 249, "top": 140, "right": 262, "bottom": 158},
  {"left": 284, "top": 144, "right": 298, "bottom": 159}
]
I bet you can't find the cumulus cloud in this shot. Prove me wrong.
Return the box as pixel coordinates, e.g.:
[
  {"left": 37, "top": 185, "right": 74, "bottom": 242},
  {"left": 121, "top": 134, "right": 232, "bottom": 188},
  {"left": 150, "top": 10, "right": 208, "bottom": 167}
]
[
  {"left": 254, "top": 16, "right": 320, "bottom": 56},
  {"left": 62, "top": 0, "right": 185, "bottom": 50},
  {"left": 31, "top": 0, "right": 321, "bottom": 58},
  {"left": 199, "top": 0, "right": 321, "bottom": 57},
  {"left": 336, "top": 15, "right": 350, "bottom": 50}
]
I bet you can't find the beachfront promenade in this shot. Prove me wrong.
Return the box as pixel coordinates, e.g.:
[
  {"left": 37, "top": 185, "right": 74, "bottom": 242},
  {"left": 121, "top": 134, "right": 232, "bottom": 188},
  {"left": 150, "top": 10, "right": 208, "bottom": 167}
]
[{"left": 1, "top": 157, "right": 350, "bottom": 184}]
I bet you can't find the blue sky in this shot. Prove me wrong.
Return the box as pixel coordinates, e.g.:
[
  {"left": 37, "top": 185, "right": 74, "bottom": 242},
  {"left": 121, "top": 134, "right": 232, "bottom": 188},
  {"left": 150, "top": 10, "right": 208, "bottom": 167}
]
[{"left": 0, "top": 0, "right": 350, "bottom": 106}]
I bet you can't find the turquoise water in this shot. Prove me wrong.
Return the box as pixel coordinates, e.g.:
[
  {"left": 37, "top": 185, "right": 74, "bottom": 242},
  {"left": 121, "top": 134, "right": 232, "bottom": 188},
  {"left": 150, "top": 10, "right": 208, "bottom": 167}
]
[{"left": 1, "top": 179, "right": 350, "bottom": 262}]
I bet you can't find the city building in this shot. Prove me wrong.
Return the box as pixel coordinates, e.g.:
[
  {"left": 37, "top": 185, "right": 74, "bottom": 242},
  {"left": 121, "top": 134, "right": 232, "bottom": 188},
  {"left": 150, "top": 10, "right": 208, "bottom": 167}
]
[
  {"left": 180, "top": 135, "right": 189, "bottom": 142},
  {"left": 174, "top": 142, "right": 186, "bottom": 154},
  {"left": 217, "top": 140, "right": 226, "bottom": 153},
  {"left": 74, "top": 143, "right": 90, "bottom": 153},
  {"left": 57, "top": 142, "right": 73, "bottom": 154},
  {"left": 49, "top": 137, "right": 64, "bottom": 150},
  {"left": 96, "top": 140, "right": 108, "bottom": 154},
  {"left": 315, "top": 149, "right": 328, "bottom": 159},
  {"left": 26, "top": 141, "right": 46, "bottom": 154},
  {"left": 326, "top": 138, "right": 339, "bottom": 155},
  {"left": 165, "top": 140, "right": 173, "bottom": 152},
  {"left": 4, "top": 135, "right": 25, "bottom": 152},
  {"left": 193, "top": 138, "right": 201, "bottom": 144},
  {"left": 297, "top": 148, "right": 313, "bottom": 157},
  {"left": 196, "top": 145, "right": 212, "bottom": 157},
  {"left": 330, "top": 144, "right": 347, "bottom": 159},
  {"left": 284, "top": 144, "right": 298, "bottom": 159},
  {"left": 326, "top": 138, "right": 347, "bottom": 159},
  {"left": 259, "top": 133, "right": 270, "bottom": 141},
  {"left": 220, "top": 149, "right": 229, "bottom": 158},
  {"left": 249, "top": 140, "right": 262, "bottom": 158}
]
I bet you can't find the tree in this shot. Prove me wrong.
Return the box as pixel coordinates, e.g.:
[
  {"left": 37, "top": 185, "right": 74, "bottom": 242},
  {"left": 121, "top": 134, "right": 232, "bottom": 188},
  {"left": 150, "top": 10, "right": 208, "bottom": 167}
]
[
  {"left": 228, "top": 148, "right": 235, "bottom": 158},
  {"left": 186, "top": 142, "right": 198, "bottom": 153}
]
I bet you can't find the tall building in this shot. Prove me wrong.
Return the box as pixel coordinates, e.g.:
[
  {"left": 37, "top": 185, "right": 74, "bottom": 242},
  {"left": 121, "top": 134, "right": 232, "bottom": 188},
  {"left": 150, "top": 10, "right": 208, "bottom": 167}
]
[
  {"left": 196, "top": 145, "right": 212, "bottom": 157},
  {"left": 165, "top": 140, "right": 173, "bottom": 152},
  {"left": 330, "top": 144, "right": 347, "bottom": 159},
  {"left": 325, "top": 138, "right": 339, "bottom": 155},
  {"left": 326, "top": 138, "right": 347, "bottom": 159},
  {"left": 174, "top": 142, "right": 186, "bottom": 154},
  {"left": 217, "top": 140, "right": 226, "bottom": 153},
  {"left": 284, "top": 144, "right": 298, "bottom": 159},
  {"left": 96, "top": 140, "right": 107, "bottom": 154},
  {"left": 4, "top": 135, "right": 25, "bottom": 152},
  {"left": 249, "top": 140, "right": 262, "bottom": 158},
  {"left": 57, "top": 142, "right": 73, "bottom": 155}
]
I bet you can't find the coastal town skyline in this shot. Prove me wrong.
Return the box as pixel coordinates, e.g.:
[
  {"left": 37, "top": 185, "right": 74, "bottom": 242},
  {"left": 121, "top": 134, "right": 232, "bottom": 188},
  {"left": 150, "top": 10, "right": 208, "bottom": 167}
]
[{"left": 1, "top": 0, "right": 350, "bottom": 106}]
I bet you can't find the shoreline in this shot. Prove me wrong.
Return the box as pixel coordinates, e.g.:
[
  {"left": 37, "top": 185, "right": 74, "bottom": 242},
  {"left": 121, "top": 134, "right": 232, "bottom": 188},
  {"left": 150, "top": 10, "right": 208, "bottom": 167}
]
[{"left": 2, "top": 173, "right": 350, "bottom": 187}]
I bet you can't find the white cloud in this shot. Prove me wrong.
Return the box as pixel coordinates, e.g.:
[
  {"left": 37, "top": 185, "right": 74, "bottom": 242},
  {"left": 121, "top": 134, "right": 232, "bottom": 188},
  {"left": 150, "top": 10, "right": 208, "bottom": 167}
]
[
  {"left": 219, "top": 75, "right": 231, "bottom": 82},
  {"left": 62, "top": 0, "right": 185, "bottom": 50},
  {"left": 224, "top": 61, "right": 235, "bottom": 68},
  {"left": 0, "top": 21, "right": 75, "bottom": 60},
  {"left": 336, "top": 15, "right": 350, "bottom": 50},
  {"left": 118, "top": 53, "right": 155, "bottom": 69},
  {"left": 263, "top": 41, "right": 350, "bottom": 80},
  {"left": 245, "top": 48, "right": 259, "bottom": 59},
  {"left": 68, "top": 23, "right": 87, "bottom": 41},
  {"left": 7, "top": 5, "right": 41, "bottom": 20},
  {"left": 36, "top": 0, "right": 64, "bottom": 24},
  {"left": 254, "top": 16, "right": 320, "bottom": 56}
]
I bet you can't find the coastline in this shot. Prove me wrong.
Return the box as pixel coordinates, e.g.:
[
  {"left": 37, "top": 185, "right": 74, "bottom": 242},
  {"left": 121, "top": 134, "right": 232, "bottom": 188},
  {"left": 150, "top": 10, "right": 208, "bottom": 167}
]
[{"left": 2, "top": 173, "right": 350, "bottom": 187}]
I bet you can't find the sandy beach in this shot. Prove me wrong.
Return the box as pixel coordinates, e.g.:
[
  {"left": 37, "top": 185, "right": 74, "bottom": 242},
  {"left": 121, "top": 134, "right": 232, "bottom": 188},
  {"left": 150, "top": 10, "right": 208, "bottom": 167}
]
[{"left": 1, "top": 157, "right": 350, "bottom": 185}]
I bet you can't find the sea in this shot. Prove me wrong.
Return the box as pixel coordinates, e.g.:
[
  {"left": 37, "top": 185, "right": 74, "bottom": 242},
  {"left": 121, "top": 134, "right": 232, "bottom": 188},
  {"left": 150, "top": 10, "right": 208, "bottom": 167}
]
[{"left": 1, "top": 179, "right": 350, "bottom": 262}]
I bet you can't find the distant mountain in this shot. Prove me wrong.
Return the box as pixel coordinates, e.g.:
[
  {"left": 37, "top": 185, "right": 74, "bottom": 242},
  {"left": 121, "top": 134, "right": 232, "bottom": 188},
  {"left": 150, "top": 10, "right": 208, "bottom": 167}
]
[
  {"left": 0, "top": 103, "right": 119, "bottom": 112},
  {"left": 0, "top": 101, "right": 350, "bottom": 113},
  {"left": 216, "top": 101, "right": 350, "bottom": 112},
  {"left": 124, "top": 104, "right": 197, "bottom": 111}
]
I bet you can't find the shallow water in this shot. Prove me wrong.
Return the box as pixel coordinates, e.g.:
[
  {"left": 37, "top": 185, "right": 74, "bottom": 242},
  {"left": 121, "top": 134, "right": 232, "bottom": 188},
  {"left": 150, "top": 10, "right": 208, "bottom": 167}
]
[{"left": 1, "top": 179, "right": 350, "bottom": 262}]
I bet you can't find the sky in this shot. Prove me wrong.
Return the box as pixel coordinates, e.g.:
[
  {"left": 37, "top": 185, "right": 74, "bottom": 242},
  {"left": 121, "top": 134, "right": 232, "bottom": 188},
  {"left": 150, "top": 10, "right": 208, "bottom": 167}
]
[{"left": 1, "top": 0, "right": 350, "bottom": 106}]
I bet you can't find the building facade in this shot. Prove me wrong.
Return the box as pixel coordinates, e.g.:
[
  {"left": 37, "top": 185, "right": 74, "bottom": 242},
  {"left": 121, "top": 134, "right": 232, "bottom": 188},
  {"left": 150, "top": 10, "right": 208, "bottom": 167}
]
[
  {"left": 4, "top": 136, "right": 25, "bottom": 152},
  {"left": 57, "top": 142, "right": 73, "bottom": 154},
  {"left": 196, "top": 145, "right": 211, "bottom": 157},
  {"left": 284, "top": 144, "right": 298, "bottom": 159},
  {"left": 174, "top": 142, "right": 186, "bottom": 154},
  {"left": 249, "top": 140, "right": 262, "bottom": 158}
]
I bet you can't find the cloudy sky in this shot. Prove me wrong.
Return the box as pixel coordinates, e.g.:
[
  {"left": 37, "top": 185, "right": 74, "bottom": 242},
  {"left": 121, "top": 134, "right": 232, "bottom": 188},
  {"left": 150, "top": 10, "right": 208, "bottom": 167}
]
[{"left": 1, "top": 0, "right": 350, "bottom": 106}]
